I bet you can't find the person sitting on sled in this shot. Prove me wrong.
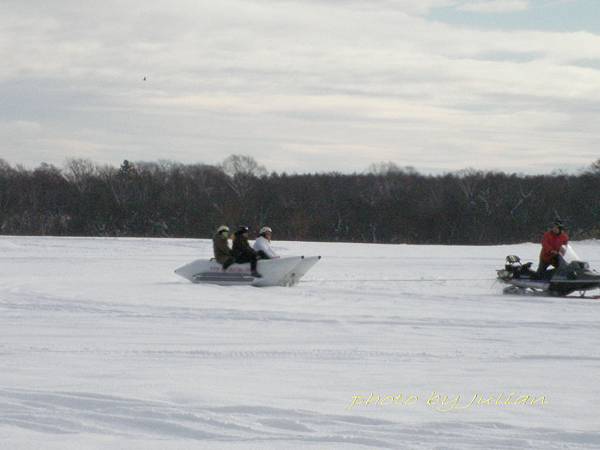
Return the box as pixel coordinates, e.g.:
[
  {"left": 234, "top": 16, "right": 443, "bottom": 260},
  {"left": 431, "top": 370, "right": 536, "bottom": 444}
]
[
  {"left": 536, "top": 220, "right": 569, "bottom": 277},
  {"left": 253, "top": 226, "right": 279, "bottom": 259},
  {"left": 213, "top": 225, "right": 234, "bottom": 269},
  {"left": 232, "top": 226, "right": 262, "bottom": 278}
]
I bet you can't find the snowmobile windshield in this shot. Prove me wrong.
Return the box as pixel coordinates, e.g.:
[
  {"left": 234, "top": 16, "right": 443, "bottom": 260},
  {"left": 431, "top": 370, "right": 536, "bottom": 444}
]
[{"left": 560, "top": 244, "right": 581, "bottom": 263}]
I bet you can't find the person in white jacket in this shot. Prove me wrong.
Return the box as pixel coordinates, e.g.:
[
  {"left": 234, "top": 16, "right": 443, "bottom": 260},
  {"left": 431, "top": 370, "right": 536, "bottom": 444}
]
[{"left": 253, "top": 226, "right": 279, "bottom": 259}]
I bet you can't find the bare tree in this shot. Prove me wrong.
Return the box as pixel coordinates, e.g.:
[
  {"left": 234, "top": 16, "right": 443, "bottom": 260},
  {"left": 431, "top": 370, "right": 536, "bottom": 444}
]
[
  {"left": 2, "top": 157, "right": 600, "bottom": 242},
  {"left": 366, "top": 161, "right": 415, "bottom": 175},
  {"left": 220, "top": 154, "right": 267, "bottom": 178},
  {"left": 63, "top": 158, "right": 96, "bottom": 193}
]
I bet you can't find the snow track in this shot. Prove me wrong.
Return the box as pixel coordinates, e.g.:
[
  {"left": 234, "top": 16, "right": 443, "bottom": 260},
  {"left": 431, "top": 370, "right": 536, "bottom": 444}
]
[
  {"left": 2, "top": 387, "right": 598, "bottom": 450},
  {"left": 1, "top": 236, "right": 599, "bottom": 449}
]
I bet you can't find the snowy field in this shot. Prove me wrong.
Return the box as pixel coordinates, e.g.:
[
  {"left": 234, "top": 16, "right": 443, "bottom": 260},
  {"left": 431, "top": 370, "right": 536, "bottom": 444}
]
[{"left": 1, "top": 236, "right": 600, "bottom": 450}]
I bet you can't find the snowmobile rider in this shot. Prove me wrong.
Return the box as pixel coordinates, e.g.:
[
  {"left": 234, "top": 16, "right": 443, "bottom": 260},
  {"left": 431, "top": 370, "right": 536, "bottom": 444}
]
[
  {"left": 536, "top": 220, "right": 569, "bottom": 276},
  {"left": 253, "top": 226, "right": 279, "bottom": 259},
  {"left": 213, "top": 225, "right": 234, "bottom": 269},
  {"left": 232, "top": 226, "right": 262, "bottom": 278}
]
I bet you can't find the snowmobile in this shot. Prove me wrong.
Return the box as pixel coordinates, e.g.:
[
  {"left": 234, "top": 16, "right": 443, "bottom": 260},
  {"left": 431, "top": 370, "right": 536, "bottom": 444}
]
[
  {"left": 175, "top": 255, "right": 321, "bottom": 287},
  {"left": 497, "top": 244, "right": 600, "bottom": 297}
]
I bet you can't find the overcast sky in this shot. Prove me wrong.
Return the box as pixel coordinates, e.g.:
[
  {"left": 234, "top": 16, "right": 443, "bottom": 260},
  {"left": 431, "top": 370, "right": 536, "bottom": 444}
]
[{"left": 1, "top": 0, "right": 599, "bottom": 174}]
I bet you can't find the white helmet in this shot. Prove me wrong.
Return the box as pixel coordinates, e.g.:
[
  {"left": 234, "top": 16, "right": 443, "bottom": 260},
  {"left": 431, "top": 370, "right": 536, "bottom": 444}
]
[
  {"left": 259, "top": 226, "right": 272, "bottom": 235},
  {"left": 217, "top": 225, "right": 229, "bottom": 233}
]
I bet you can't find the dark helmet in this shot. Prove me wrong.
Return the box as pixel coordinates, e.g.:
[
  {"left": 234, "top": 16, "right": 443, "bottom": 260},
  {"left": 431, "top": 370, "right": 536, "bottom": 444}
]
[
  {"left": 553, "top": 220, "right": 564, "bottom": 230},
  {"left": 235, "top": 226, "right": 249, "bottom": 235}
]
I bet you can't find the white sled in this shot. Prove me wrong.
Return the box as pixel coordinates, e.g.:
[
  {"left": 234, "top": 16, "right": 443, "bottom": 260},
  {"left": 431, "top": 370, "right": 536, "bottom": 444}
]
[
  {"left": 285, "top": 256, "right": 321, "bottom": 286},
  {"left": 174, "top": 255, "right": 321, "bottom": 287}
]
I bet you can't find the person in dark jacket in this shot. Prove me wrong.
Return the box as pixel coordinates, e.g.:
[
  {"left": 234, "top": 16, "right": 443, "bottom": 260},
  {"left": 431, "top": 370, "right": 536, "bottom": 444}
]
[
  {"left": 213, "top": 225, "right": 234, "bottom": 269},
  {"left": 232, "top": 226, "right": 262, "bottom": 277},
  {"left": 536, "top": 220, "right": 569, "bottom": 276}
]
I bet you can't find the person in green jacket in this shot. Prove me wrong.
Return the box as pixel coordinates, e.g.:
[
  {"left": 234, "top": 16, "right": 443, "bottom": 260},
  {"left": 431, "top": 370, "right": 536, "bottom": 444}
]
[{"left": 212, "top": 225, "right": 234, "bottom": 269}]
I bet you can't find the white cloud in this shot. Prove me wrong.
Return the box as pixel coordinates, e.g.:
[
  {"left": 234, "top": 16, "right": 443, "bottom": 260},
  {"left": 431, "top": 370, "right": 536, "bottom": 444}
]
[
  {"left": 458, "top": 0, "right": 529, "bottom": 13},
  {"left": 0, "top": 0, "right": 598, "bottom": 173},
  {"left": 0, "top": 120, "right": 43, "bottom": 134},
  {"left": 256, "top": 0, "right": 458, "bottom": 16}
]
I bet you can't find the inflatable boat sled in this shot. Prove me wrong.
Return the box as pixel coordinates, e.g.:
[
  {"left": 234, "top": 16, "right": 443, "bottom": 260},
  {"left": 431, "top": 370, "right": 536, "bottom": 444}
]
[{"left": 174, "top": 255, "right": 321, "bottom": 287}]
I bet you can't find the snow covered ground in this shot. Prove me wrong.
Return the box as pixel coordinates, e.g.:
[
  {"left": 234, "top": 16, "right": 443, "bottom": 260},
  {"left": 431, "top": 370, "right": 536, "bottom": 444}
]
[{"left": 1, "top": 236, "right": 599, "bottom": 449}]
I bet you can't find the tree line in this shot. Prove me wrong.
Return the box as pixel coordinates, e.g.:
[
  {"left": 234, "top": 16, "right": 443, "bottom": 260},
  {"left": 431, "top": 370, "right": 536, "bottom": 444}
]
[{"left": 1, "top": 155, "right": 599, "bottom": 245}]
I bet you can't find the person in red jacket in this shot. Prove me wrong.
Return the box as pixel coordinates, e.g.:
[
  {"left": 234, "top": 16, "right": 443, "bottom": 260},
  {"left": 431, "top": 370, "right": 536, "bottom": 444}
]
[{"left": 536, "top": 220, "right": 569, "bottom": 276}]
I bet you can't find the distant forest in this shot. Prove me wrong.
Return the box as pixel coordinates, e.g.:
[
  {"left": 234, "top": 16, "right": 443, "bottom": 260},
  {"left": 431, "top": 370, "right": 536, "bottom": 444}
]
[{"left": 1, "top": 155, "right": 599, "bottom": 245}]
